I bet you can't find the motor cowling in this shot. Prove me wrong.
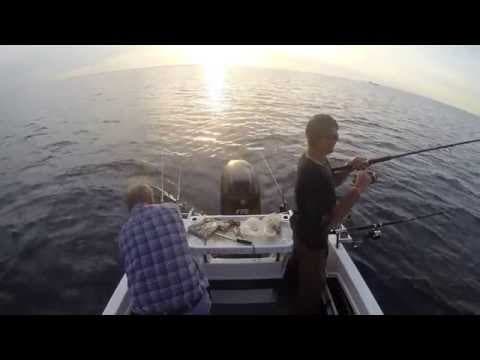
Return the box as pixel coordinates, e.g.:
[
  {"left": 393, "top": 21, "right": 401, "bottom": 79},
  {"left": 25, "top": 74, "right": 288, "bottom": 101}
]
[{"left": 220, "top": 160, "right": 261, "bottom": 215}]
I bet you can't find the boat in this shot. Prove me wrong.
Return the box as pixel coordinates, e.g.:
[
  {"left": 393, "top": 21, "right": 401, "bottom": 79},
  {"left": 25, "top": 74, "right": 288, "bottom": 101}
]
[{"left": 103, "top": 158, "right": 383, "bottom": 315}]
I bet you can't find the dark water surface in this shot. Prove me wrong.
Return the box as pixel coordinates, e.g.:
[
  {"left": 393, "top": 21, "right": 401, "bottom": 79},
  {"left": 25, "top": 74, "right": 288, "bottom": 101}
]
[{"left": 1, "top": 65, "right": 479, "bottom": 314}]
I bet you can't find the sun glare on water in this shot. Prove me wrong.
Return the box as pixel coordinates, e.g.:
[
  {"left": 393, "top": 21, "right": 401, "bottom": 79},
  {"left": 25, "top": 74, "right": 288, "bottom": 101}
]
[
  {"left": 186, "top": 46, "right": 247, "bottom": 110},
  {"left": 202, "top": 58, "right": 226, "bottom": 105}
]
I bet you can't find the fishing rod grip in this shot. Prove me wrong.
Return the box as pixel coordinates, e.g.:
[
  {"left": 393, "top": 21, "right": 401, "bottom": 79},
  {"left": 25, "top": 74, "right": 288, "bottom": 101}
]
[
  {"left": 332, "top": 164, "right": 353, "bottom": 173},
  {"left": 332, "top": 156, "right": 394, "bottom": 172},
  {"left": 332, "top": 159, "right": 375, "bottom": 173}
]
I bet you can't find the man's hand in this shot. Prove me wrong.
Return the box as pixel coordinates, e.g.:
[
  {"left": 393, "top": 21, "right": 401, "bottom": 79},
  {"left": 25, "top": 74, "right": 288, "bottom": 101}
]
[
  {"left": 349, "top": 157, "right": 369, "bottom": 171},
  {"left": 354, "top": 170, "right": 374, "bottom": 193}
]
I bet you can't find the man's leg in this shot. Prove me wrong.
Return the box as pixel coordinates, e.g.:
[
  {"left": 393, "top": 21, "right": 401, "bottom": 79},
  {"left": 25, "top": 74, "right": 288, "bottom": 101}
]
[
  {"left": 294, "top": 243, "right": 328, "bottom": 315},
  {"left": 282, "top": 250, "right": 300, "bottom": 313}
]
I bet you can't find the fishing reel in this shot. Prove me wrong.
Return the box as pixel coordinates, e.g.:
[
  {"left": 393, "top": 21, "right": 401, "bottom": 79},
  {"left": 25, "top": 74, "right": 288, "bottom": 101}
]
[
  {"left": 331, "top": 225, "right": 381, "bottom": 249},
  {"left": 368, "top": 228, "right": 382, "bottom": 239},
  {"left": 357, "top": 226, "right": 382, "bottom": 242},
  {"left": 351, "top": 170, "right": 377, "bottom": 186}
]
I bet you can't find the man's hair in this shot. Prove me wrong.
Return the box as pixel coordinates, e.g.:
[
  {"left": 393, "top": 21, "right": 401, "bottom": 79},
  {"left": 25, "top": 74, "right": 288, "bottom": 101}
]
[
  {"left": 126, "top": 184, "right": 154, "bottom": 211},
  {"left": 305, "top": 114, "right": 338, "bottom": 146}
]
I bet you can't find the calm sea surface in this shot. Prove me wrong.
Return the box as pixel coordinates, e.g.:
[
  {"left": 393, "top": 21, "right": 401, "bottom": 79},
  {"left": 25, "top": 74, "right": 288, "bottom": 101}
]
[{"left": 1, "top": 65, "right": 479, "bottom": 314}]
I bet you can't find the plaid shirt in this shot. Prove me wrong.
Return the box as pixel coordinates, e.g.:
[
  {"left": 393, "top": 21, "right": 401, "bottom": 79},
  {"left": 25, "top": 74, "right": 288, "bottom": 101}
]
[{"left": 118, "top": 203, "right": 209, "bottom": 314}]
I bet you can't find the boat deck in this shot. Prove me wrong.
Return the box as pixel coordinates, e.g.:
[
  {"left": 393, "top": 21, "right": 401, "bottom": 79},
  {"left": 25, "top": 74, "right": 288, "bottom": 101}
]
[{"left": 208, "top": 276, "right": 353, "bottom": 315}]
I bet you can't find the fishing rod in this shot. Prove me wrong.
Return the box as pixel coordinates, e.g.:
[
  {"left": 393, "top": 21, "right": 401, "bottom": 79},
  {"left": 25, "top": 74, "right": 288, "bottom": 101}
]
[
  {"left": 333, "top": 210, "right": 446, "bottom": 248},
  {"left": 177, "top": 165, "right": 182, "bottom": 202},
  {"left": 151, "top": 156, "right": 198, "bottom": 218},
  {"left": 151, "top": 184, "right": 177, "bottom": 203},
  {"left": 161, "top": 152, "right": 165, "bottom": 202},
  {"left": 332, "top": 138, "right": 480, "bottom": 173},
  {"left": 260, "top": 152, "right": 288, "bottom": 212}
]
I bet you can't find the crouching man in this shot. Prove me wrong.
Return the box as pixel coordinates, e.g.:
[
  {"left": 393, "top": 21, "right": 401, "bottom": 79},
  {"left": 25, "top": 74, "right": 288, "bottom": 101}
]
[{"left": 118, "top": 184, "right": 210, "bottom": 315}]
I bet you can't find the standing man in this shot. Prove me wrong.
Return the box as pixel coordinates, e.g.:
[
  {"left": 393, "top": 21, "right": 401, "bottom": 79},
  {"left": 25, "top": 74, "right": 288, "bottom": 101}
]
[{"left": 287, "top": 114, "right": 375, "bottom": 314}]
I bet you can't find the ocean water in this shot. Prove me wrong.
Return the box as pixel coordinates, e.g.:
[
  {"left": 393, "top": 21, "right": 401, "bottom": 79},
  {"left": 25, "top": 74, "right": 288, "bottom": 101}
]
[{"left": 1, "top": 65, "right": 479, "bottom": 314}]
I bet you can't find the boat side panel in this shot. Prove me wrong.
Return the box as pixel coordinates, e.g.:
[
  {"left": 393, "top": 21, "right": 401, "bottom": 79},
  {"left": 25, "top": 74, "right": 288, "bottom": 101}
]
[
  {"left": 102, "top": 274, "right": 131, "bottom": 315},
  {"left": 327, "top": 235, "right": 383, "bottom": 315}
]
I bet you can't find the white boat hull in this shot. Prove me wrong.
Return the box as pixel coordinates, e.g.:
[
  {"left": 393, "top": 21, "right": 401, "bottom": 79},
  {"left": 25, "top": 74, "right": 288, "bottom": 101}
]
[{"left": 103, "top": 214, "right": 382, "bottom": 315}]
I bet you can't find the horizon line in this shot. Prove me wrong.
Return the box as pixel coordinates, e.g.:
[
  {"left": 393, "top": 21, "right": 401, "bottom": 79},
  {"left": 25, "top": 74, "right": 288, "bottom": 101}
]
[{"left": 60, "top": 63, "right": 480, "bottom": 119}]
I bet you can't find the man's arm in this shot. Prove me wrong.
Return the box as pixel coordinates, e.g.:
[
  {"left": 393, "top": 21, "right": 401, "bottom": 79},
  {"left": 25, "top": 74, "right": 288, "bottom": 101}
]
[
  {"left": 329, "top": 187, "right": 361, "bottom": 226},
  {"left": 329, "top": 171, "right": 373, "bottom": 226}
]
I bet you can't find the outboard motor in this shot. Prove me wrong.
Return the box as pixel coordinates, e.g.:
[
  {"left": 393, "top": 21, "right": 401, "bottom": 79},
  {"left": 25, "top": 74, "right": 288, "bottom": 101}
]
[{"left": 221, "top": 160, "right": 261, "bottom": 215}]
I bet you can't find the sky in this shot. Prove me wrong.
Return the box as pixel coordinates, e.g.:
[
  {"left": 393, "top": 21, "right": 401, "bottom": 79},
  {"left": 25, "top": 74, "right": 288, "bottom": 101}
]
[{"left": 1, "top": 45, "right": 479, "bottom": 116}]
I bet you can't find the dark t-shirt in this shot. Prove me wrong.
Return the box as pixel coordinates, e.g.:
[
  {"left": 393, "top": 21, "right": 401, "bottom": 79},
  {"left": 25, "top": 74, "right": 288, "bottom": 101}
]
[{"left": 291, "top": 153, "right": 337, "bottom": 250}]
